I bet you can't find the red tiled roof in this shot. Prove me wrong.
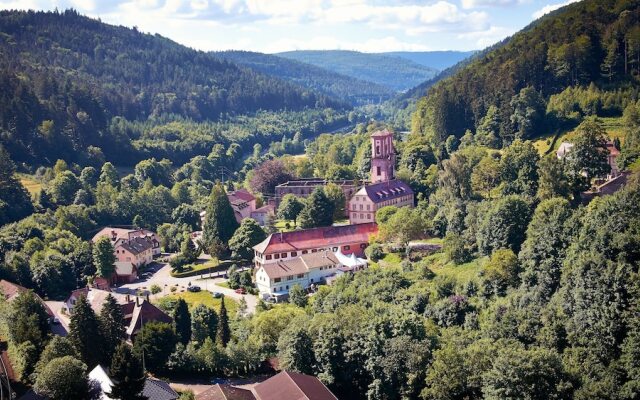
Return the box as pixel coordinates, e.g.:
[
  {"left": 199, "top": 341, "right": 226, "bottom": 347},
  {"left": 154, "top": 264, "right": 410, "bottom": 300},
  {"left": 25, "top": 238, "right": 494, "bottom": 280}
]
[
  {"left": 0, "top": 279, "right": 28, "bottom": 301},
  {"left": 117, "top": 237, "right": 154, "bottom": 256},
  {"left": 252, "top": 371, "right": 337, "bottom": 400},
  {"left": 253, "top": 223, "right": 378, "bottom": 254},
  {"left": 197, "top": 385, "right": 256, "bottom": 400},
  {"left": 231, "top": 189, "right": 256, "bottom": 202}
]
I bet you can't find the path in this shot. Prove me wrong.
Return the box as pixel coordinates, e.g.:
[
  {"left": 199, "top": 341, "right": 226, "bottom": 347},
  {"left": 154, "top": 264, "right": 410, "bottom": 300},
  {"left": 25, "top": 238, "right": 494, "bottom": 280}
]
[{"left": 117, "top": 262, "right": 258, "bottom": 314}]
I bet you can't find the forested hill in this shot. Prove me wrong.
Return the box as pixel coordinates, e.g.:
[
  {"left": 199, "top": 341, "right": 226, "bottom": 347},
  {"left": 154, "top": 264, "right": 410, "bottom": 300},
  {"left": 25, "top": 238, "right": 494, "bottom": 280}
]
[
  {"left": 412, "top": 0, "right": 640, "bottom": 147},
  {"left": 277, "top": 50, "right": 439, "bottom": 92},
  {"left": 0, "top": 10, "right": 346, "bottom": 166},
  {"left": 383, "top": 50, "right": 475, "bottom": 70},
  {"left": 215, "top": 51, "right": 394, "bottom": 106}
]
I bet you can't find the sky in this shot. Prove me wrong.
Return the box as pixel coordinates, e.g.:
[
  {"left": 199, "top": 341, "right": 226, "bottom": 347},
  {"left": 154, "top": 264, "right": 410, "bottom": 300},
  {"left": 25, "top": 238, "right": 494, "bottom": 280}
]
[{"left": 0, "top": 0, "right": 581, "bottom": 53}]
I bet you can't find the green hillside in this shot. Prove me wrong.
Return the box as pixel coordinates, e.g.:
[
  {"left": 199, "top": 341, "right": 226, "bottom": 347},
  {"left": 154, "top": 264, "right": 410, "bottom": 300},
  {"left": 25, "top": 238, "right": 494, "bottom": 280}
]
[
  {"left": 0, "top": 10, "right": 347, "bottom": 166},
  {"left": 412, "top": 0, "right": 640, "bottom": 148},
  {"left": 277, "top": 50, "right": 438, "bottom": 92},
  {"left": 215, "top": 50, "right": 394, "bottom": 106}
]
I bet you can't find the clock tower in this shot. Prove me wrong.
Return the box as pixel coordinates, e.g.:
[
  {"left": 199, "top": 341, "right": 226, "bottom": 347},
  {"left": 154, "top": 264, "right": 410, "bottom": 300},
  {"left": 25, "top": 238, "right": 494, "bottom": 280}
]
[{"left": 370, "top": 129, "right": 396, "bottom": 183}]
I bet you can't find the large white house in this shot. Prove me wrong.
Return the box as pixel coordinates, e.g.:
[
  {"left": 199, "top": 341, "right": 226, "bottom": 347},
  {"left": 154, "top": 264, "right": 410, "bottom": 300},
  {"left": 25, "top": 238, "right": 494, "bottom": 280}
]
[{"left": 255, "top": 250, "right": 367, "bottom": 300}]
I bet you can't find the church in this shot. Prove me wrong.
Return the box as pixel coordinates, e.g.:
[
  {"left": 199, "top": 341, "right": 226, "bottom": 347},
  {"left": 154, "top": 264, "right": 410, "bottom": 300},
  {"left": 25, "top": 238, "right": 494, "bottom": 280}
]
[{"left": 348, "top": 129, "right": 414, "bottom": 224}]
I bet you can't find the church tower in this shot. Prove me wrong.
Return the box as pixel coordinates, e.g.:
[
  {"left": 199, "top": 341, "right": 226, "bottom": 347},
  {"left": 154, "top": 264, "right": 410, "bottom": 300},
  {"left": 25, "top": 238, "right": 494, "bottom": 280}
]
[{"left": 370, "top": 129, "right": 396, "bottom": 183}]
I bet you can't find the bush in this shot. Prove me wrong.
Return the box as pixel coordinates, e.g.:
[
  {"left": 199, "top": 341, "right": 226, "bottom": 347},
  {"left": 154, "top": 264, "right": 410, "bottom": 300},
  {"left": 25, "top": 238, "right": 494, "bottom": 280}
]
[
  {"left": 151, "top": 284, "right": 162, "bottom": 294},
  {"left": 443, "top": 233, "right": 472, "bottom": 265},
  {"left": 170, "top": 255, "right": 189, "bottom": 272},
  {"left": 170, "top": 286, "right": 177, "bottom": 293},
  {"left": 365, "top": 243, "right": 384, "bottom": 262}
]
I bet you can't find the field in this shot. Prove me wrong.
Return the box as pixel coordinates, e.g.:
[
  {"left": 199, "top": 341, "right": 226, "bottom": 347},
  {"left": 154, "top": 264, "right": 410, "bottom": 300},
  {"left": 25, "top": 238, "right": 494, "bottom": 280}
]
[
  {"left": 17, "top": 174, "right": 42, "bottom": 195},
  {"left": 155, "top": 290, "right": 238, "bottom": 316},
  {"left": 532, "top": 116, "right": 624, "bottom": 156},
  {"left": 170, "top": 258, "right": 235, "bottom": 278}
]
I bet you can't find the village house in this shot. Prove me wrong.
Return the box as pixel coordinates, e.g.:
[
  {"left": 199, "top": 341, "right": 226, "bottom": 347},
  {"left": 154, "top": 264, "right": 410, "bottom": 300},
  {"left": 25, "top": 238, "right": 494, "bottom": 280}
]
[
  {"left": 348, "top": 129, "right": 414, "bottom": 224},
  {"left": 250, "top": 203, "right": 276, "bottom": 226},
  {"left": 557, "top": 140, "right": 621, "bottom": 180},
  {"left": 114, "top": 236, "right": 154, "bottom": 268},
  {"left": 255, "top": 249, "right": 368, "bottom": 300},
  {"left": 252, "top": 222, "right": 378, "bottom": 269},
  {"left": 64, "top": 288, "right": 172, "bottom": 340},
  {"left": 0, "top": 280, "right": 53, "bottom": 317},
  {"left": 113, "top": 261, "right": 138, "bottom": 283},
  {"left": 196, "top": 370, "right": 338, "bottom": 400},
  {"left": 92, "top": 227, "right": 161, "bottom": 256}
]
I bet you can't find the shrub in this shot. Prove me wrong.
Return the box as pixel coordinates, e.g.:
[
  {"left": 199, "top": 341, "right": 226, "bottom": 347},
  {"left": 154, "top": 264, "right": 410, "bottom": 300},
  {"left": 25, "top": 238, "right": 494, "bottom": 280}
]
[
  {"left": 151, "top": 284, "right": 162, "bottom": 295},
  {"left": 365, "top": 243, "right": 384, "bottom": 262}
]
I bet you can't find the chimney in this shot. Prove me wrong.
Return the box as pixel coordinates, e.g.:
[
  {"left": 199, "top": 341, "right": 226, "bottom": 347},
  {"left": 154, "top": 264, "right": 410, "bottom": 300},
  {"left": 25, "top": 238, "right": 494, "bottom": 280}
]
[
  {"left": 136, "top": 296, "right": 140, "bottom": 307},
  {"left": 126, "top": 294, "right": 131, "bottom": 303}
]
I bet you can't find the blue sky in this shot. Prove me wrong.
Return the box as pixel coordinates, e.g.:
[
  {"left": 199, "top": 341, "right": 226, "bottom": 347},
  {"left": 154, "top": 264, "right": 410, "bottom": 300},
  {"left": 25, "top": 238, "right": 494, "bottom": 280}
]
[{"left": 0, "top": 0, "right": 580, "bottom": 52}]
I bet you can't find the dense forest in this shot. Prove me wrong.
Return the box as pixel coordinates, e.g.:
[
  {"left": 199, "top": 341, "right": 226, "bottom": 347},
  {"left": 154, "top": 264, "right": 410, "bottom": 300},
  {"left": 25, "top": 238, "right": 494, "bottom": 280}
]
[
  {"left": 277, "top": 50, "right": 438, "bottom": 92},
  {"left": 215, "top": 51, "right": 395, "bottom": 106},
  {"left": 412, "top": 0, "right": 640, "bottom": 148},
  {"left": 0, "top": 9, "right": 349, "bottom": 166}
]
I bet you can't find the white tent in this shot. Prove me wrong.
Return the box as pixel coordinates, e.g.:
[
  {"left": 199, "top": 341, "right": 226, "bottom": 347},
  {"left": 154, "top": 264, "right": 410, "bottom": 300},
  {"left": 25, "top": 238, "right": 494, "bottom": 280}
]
[{"left": 334, "top": 249, "right": 368, "bottom": 270}]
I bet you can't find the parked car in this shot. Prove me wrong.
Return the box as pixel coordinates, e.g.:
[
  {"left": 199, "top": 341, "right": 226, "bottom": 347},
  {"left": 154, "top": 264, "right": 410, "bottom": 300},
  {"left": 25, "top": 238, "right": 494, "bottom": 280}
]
[
  {"left": 187, "top": 285, "right": 201, "bottom": 293},
  {"left": 235, "top": 287, "right": 246, "bottom": 294},
  {"left": 52, "top": 317, "right": 61, "bottom": 325},
  {"left": 212, "top": 292, "right": 223, "bottom": 298}
]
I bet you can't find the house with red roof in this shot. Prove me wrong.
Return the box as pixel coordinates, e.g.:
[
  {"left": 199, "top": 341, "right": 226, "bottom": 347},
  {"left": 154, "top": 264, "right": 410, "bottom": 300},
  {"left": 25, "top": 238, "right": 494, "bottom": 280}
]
[{"left": 252, "top": 222, "right": 377, "bottom": 270}]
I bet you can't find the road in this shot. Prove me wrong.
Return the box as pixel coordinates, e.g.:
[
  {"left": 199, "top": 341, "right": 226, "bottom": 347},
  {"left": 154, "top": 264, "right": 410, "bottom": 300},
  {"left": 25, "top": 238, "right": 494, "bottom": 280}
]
[
  {"left": 45, "top": 301, "right": 69, "bottom": 336},
  {"left": 116, "top": 262, "right": 258, "bottom": 314}
]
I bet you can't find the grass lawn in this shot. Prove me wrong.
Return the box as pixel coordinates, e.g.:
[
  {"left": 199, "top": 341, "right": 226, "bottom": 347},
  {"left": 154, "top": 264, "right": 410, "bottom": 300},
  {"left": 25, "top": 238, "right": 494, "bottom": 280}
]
[
  {"left": 18, "top": 174, "right": 42, "bottom": 195},
  {"left": 170, "top": 258, "right": 231, "bottom": 278},
  {"left": 424, "top": 252, "right": 487, "bottom": 285},
  {"left": 156, "top": 290, "right": 238, "bottom": 315},
  {"left": 379, "top": 252, "right": 403, "bottom": 267},
  {"left": 532, "top": 116, "right": 624, "bottom": 156},
  {"left": 274, "top": 220, "right": 296, "bottom": 232},
  {"left": 216, "top": 282, "right": 230, "bottom": 289}
]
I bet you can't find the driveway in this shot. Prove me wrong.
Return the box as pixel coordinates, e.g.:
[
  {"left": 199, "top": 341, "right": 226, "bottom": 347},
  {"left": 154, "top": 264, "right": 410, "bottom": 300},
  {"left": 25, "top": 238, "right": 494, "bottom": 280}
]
[
  {"left": 45, "top": 301, "right": 69, "bottom": 336},
  {"left": 116, "top": 263, "right": 258, "bottom": 314}
]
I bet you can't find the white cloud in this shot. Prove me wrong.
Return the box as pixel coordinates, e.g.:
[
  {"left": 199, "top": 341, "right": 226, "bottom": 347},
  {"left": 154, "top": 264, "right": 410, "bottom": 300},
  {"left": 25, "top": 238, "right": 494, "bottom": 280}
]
[
  {"left": 532, "top": 0, "right": 580, "bottom": 19},
  {"left": 461, "top": 0, "right": 528, "bottom": 9}
]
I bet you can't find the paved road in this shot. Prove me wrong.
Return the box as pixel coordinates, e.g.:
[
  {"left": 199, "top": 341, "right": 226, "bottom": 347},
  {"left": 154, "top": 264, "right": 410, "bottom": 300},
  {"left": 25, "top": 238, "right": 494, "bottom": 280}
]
[
  {"left": 117, "top": 262, "right": 258, "bottom": 314},
  {"left": 45, "top": 301, "right": 69, "bottom": 336}
]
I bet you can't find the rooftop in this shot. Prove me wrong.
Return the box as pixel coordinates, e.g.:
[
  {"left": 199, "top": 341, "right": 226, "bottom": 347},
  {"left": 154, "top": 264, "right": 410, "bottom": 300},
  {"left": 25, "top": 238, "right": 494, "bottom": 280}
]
[
  {"left": 196, "top": 384, "right": 255, "bottom": 400},
  {"left": 253, "top": 223, "right": 378, "bottom": 254},
  {"left": 252, "top": 371, "right": 338, "bottom": 400},
  {"left": 355, "top": 179, "right": 413, "bottom": 204},
  {"left": 117, "top": 236, "right": 154, "bottom": 255},
  {"left": 276, "top": 178, "right": 356, "bottom": 187}
]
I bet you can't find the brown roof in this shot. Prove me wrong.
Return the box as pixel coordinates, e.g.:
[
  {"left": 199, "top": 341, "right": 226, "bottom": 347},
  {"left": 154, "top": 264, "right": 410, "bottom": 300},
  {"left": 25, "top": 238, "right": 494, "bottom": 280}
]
[
  {"left": 117, "top": 237, "right": 154, "bottom": 256},
  {"left": 92, "top": 227, "right": 157, "bottom": 244},
  {"left": 127, "top": 300, "right": 173, "bottom": 337},
  {"left": 252, "top": 371, "right": 338, "bottom": 400},
  {"left": 229, "top": 189, "right": 256, "bottom": 203},
  {"left": 197, "top": 385, "right": 256, "bottom": 400},
  {"left": 355, "top": 179, "right": 413, "bottom": 204},
  {"left": 261, "top": 251, "right": 340, "bottom": 280},
  {"left": 276, "top": 179, "right": 356, "bottom": 188},
  {"left": 253, "top": 223, "right": 377, "bottom": 255},
  {"left": 0, "top": 279, "right": 28, "bottom": 301}
]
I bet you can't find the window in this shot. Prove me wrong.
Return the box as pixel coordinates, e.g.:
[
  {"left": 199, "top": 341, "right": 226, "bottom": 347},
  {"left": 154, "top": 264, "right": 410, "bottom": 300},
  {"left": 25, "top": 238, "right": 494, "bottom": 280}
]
[
  {"left": 274, "top": 278, "right": 281, "bottom": 283},
  {"left": 297, "top": 274, "right": 304, "bottom": 278},
  {"left": 359, "top": 204, "right": 363, "bottom": 210},
  {"left": 366, "top": 205, "right": 370, "bottom": 210},
  {"left": 287, "top": 276, "right": 293, "bottom": 281},
  {"left": 280, "top": 253, "right": 287, "bottom": 258},
  {"left": 332, "top": 247, "right": 338, "bottom": 252},
  {"left": 376, "top": 145, "right": 380, "bottom": 155},
  {"left": 360, "top": 243, "right": 367, "bottom": 249},
  {"left": 344, "top": 245, "right": 350, "bottom": 251},
  {"left": 377, "top": 166, "right": 381, "bottom": 175},
  {"left": 291, "top": 252, "right": 297, "bottom": 257},
  {"left": 311, "top": 279, "right": 314, "bottom": 283},
  {"left": 302, "top": 250, "right": 308, "bottom": 254},
  {"left": 274, "top": 254, "right": 280, "bottom": 259},
  {"left": 286, "top": 285, "right": 289, "bottom": 290},
  {"left": 266, "top": 255, "right": 272, "bottom": 260},
  {"left": 312, "top": 249, "right": 317, "bottom": 253}
]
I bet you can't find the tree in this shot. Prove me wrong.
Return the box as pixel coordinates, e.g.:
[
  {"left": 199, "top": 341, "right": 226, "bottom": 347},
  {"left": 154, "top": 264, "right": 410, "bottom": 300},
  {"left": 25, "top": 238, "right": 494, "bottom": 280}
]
[
  {"left": 100, "top": 294, "right": 126, "bottom": 362},
  {"left": 203, "top": 183, "right": 239, "bottom": 257},
  {"left": 477, "top": 196, "right": 531, "bottom": 255},
  {"left": 277, "top": 194, "right": 305, "bottom": 222},
  {"left": 180, "top": 233, "right": 200, "bottom": 263},
  {"left": 34, "top": 336, "right": 79, "bottom": 376},
  {"left": 133, "top": 322, "right": 177, "bottom": 373},
  {"left": 250, "top": 159, "right": 294, "bottom": 194},
  {"left": 482, "top": 249, "right": 520, "bottom": 296},
  {"left": 217, "top": 297, "right": 231, "bottom": 347},
  {"left": 108, "top": 343, "right": 146, "bottom": 400},
  {"left": 443, "top": 233, "right": 472, "bottom": 265},
  {"left": 296, "top": 188, "right": 335, "bottom": 229},
  {"left": 99, "top": 162, "right": 119, "bottom": 187},
  {"left": 499, "top": 140, "right": 539, "bottom": 197},
  {"left": 471, "top": 155, "right": 501, "bottom": 198},
  {"left": 378, "top": 207, "right": 427, "bottom": 247},
  {"left": 509, "top": 86, "right": 546, "bottom": 141},
  {"left": 565, "top": 119, "right": 610, "bottom": 194},
  {"left": 277, "top": 323, "right": 316, "bottom": 375},
  {"left": 33, "top": 356, "right": 90, "bottom": 400},
  {"left": 48, "top": 170, "right": 81, "bottom": 205},
  {"left": 228, "top": 218, "right": 267, "bottom": 261},
  {"left": 93, "top": 236, "right": 116, "bottom": 280},
  {"left": 191, "top": 304, "right": 218, "bottom": 346},
  {"left": 0, "top": 145, "right": 34, "bottom": 225},
  {"left": 5, "top": 291, "right": 51, "bottom": 350},
  {"left": 289, "top": 284, "right": 308, "bottom": 307},
  {"left": 475, "top": 105, "right": 502, "bottom": 147},
  {"left": 173, "top": 298, "right": 192, "bottom": 346},
  {"left": 537, "top": 155, "right": 570, "bottom": 200},
  {"left": 324, "top": 183, "right": 347, "bottom": 220},
  {"left": 69, "top": 295, "right": 104, "bottom": 367}
]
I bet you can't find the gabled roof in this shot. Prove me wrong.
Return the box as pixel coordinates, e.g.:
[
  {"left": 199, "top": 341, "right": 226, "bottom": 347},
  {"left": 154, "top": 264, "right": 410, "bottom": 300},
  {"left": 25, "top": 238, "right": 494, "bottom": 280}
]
[
  {"left": 143, "top": 378, "right": 179, "bottom": 400},
  {"left": 260, "top": 252, "right": 342, "bottom": 280},
  {"left": 253, "top": 223, "right": 378, "bottom": 255},
  {"left": 197, "top": 384, "right": 256, "bottom": 400},
  {"left": 355, "top": 179, "right": 413, "bottom": 204},
  {"left": 252, "top": 371, "right": 338, "bottom": 400},
  {"left": 117, "top": 237, "right": 154, "bottom": 255},
  {"left": 126, "top": 300, "right": 173, "bottom": 336},
  {"left": 89, "top": 365, "right": 114, "bottom": 400},
  {"left": 92, "top": 227, "right": 157, "bottom": 244},
  {"left": 229, "top": 189, "right": 256, "bottom": 203}
]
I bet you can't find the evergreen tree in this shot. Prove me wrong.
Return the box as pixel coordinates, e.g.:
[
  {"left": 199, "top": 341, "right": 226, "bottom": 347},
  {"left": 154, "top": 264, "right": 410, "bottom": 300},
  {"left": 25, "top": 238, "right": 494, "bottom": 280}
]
[
  {"left": 173, "top": 298, "right": 192, "bottom": 346},
  {"left": 228, "top": 218, "right": 267, "bottom": 260},
  {"left": 216, "top": 297, "right": 231, "bottom": 347},
  {"left": 191, "top": 304, "right": 218, "bottom": 346},
  {"left": 296, "top": 188, "right": 335, "bottom": 229},
  {"left": 69, "top": 295, "right": 104, "bottom": 367},
  {"left": 100, "top": 294, "right": 126, "bottom": 362},
  {"left": 180, "top": 233, "right": 200, "bottom": 263},
  {"left": 93, "top": 236, "right": 116, "bottom": 280},
  {"left": 0, "top": 145, "right": 34, "bottom": 225},
  {"left": 277, "top": 194, "right": 305, "bottom": 222},
  {"left": 108, "top": 343, "right": 146, "bottom": 400},
  {"left": 324, "top": 183, "right": 346, "bottom": 220},
  {"left": 203, "top": 183, "right": 239, "bottom": 257},
  {"left": 133, "top": 322, "right": 177, "bottom": 374}
]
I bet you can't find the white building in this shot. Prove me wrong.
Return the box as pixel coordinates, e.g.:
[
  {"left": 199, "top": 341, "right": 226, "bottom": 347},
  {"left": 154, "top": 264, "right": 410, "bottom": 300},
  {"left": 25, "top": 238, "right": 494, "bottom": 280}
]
[{"left": 254, "top": 250, "right": 368, "bottom": 300}]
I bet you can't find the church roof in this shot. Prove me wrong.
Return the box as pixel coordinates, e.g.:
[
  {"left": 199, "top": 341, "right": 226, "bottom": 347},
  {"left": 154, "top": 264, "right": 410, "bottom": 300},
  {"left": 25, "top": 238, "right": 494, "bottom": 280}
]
[{"left": 355, "top": 179, "right": 413, "bottom": 204}]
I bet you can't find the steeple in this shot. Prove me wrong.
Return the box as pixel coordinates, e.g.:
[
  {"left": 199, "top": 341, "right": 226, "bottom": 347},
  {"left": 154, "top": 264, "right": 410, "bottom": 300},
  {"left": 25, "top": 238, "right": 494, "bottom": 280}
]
[{"left": 370, "top": 129, "right": 395, "bottom": 183}]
